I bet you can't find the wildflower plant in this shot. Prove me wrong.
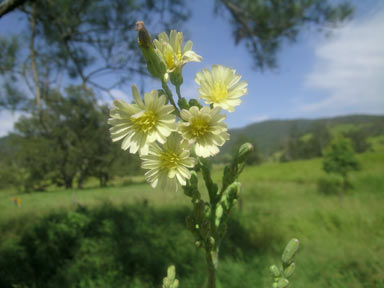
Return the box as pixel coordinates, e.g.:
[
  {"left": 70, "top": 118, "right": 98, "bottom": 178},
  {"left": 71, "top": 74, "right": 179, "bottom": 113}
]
[{"left": 109, "top": 21, "right": 295, "bottom": 287}]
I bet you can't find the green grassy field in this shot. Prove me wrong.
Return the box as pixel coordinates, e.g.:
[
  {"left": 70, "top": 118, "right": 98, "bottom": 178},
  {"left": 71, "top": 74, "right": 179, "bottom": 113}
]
[{"left": 1, "top": 150, "right": 383, "bottom": 287}]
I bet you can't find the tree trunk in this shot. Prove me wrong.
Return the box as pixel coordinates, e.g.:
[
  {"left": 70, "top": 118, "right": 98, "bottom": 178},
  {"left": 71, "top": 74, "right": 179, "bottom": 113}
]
[
  {"left": 339, "top": 174, "right": 348, "bottom": 204},
  {"left": 77, "top": 171, "right": 87, "bottom": 189},
  {"left": 77, "top": 177, "right": 84, "bottom": 189},
  {"left": 99, "top": 173, "right": 109, "bottom": 187},
  {"left": 65, "top": 178, "right": 73, "bottom": 189}
]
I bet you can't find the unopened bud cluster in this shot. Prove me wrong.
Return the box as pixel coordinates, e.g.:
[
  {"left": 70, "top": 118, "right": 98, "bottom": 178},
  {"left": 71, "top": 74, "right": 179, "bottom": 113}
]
[{"left": 270, "top": 238, "right": 300, "bottom": 288}]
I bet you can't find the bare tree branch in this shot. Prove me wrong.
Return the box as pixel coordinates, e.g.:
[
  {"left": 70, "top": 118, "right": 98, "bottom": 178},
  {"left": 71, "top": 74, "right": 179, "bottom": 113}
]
[
  {"left": 28, "top": 2, "right": 41, "bottom": 109},
  {"left": 0, "top": 0, "right": 31, "bottom": 18},
  {"left": 219, "top": 0, "right": 264, "bottom": 68}
]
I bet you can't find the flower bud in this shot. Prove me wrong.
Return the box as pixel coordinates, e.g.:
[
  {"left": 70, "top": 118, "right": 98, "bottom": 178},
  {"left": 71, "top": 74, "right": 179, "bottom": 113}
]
[
  {"left": 282, "top": 238, "right": 299, "bottom": 265},
  {"left": 170, "top": 67, "right": 183, "bottom": 87},
  {"left": 167, "top": 265, "right": 176, "bottom": 280},
  {"left": 283, "top": 262, "right": 295, "bottom": 278},
  {"left": 164, "top": 72, "right": 169, "bottom": 83},
  {"left": 236, "top": 142, "right": 253, "bottom": 163},
  {"left": 136, "top": 21, "right": 166, "bottom": 79},
  {"left": 136, "top": 21, "right": 152, "bottom": 48},
  {"left": 216, "top": 204, "right": 223, "bottom": 219},
  {"left": 270, "top": 265, "right": 281, "bottom": 277},
  {"left": 189, "top": 99, "right": 202, "bottom": 109},
  {"left": 178, "top": 97, "right": 189, "bottom": 110},
  {"left": 276, "top": 278, "right": 289, "bottom": 288},
  {"left": 227, "top": 181, "right": 240, "bottom": 199}
]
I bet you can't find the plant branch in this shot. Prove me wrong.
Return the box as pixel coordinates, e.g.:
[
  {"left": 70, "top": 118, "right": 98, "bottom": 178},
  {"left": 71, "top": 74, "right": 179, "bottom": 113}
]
[
  {"left": 28, "top": 2, "right": 41, "bottom": 110},
  {"left": 176, "top": 85, "right": 182, "bottom": 100},
  {"left": 219, "top": 0, "right": 264, "bottom": 67},
  {"left": 0, "top": 0, "right": 31, "bottom": 19},
  {"left": 161, "top": 80, "right": 180, "bottom": 117}
]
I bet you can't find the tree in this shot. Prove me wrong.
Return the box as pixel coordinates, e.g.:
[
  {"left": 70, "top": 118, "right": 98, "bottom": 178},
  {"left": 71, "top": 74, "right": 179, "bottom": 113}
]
[
  {"left": 11, "top": 85, "right": 140, "bottom": 191},
  {"left": 216, "top": 0, "right": 353, "bottom": 70},
  {"left": 280, "top": 124, "right": 302, "bottom": 162},
  {"left": 280, "top": 122, "right": 331, "bottom": 161},
  {"left": 323, "top": 135, "right": 361, "bottom": 198},
  {"left": 344, "top": 128, "right": 371, "bottom": 153},
  {"left": 0, "top": 0, "right": 190, "bottom": 110},
  {"left": 0, "top": 0, "right": 29, "bottom": 18}
]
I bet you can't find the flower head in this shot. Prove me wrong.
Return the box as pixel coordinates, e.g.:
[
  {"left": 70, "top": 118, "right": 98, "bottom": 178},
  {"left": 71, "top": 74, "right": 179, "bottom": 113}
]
[
  {"left": 108, "top": 85, "right": 176, "bottom": 155},
  {"left": 141, "top": 133, "right": 195, "bottom": 191},
  {"left": 195, "top": 65, "right": 248, "bottom": 112},
  {"left": 154, "top": 30, "right": 202, "bottom": 75},
  {"left": 179, "top": 106, "right": 229, "bottom": 158}
]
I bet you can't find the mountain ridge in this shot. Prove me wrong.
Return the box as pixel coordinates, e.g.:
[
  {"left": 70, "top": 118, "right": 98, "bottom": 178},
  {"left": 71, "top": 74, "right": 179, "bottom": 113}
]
[{"left": 224, "top": 114, "right": 384, "bottom": 156}]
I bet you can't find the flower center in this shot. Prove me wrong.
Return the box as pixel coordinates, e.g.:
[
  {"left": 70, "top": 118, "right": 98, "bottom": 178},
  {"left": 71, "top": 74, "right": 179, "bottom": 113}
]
[
  {"left": 160, "top": 150, "right": 181, "bottom": 170},
  {"left": 176, "top": 49, "right": 182, "bottom": 62},
  {"left": 211, "top": 82, "right": 228, "bottom": 103},
  {"left": 165, "top": 51, "right": 175, "bottom": 69},
  {"left": 190, "top": 117, "right": 210, "bottom": 138},
  {"left": 131, "top": 110, "right": 157, "bottom": 133}
]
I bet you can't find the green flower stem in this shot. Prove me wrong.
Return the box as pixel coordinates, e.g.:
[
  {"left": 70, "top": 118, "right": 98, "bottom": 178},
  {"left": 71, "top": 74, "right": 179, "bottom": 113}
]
[
  {"left": 185, "top": 145, "right": 251, "bottom": 288},
  {"left": 161, "top": 80, "right": 180, "bottom": 117},
  {"left": 200, "top": 159, "right": 219, "bottom": 288},
  {"left": 176, "top": 85, "right": 182, "bottom": 100},
  {"left": 206, "top": 253, "right": 217, "bottom": 288}
]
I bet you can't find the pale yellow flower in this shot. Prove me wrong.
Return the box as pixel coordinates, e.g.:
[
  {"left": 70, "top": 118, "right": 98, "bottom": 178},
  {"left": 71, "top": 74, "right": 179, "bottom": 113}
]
[
  {"left": 108, "top": 85, "right": 176, "bottom": 155},
  {"left": 179, "top": 106, "right": 229, "bottom": 158},
  {"left": 195, "top": 65, "right": 248, "bottom": 112},
  {"left": 153, "top": 30, "right": 202, "bottom": 74},
  {"left": 141, "top": 133, "right": 195, "bottom": 191}
]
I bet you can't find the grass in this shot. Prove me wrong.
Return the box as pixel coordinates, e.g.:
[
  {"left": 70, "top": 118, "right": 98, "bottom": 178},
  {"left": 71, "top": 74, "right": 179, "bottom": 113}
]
[{"left": 1, "top": 150, "right": 383, "bottom": 287}]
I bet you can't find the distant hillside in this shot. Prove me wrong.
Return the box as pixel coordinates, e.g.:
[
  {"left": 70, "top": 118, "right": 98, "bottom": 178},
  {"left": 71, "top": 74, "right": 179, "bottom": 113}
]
[
  {"left": 223, "top": 114, "right": 384, "bottom": 156},
  {"left": 1, "top": 114, "right": 384, "bottom": 159}
]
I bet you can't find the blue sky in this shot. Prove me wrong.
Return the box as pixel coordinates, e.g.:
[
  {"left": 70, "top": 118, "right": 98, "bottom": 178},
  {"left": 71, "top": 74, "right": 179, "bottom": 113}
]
[{"left": 1, "top": 0, "right": 384, "bottom": 136}]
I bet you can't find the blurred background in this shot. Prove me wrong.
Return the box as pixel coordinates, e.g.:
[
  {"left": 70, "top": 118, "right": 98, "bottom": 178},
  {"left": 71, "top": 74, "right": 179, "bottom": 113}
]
[{"left": 0, "top": 0, "right": 383, "bottom": 287}]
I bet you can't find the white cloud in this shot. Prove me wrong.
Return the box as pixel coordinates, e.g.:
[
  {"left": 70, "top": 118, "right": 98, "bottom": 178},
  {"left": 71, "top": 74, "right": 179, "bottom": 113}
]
[
  {"left": 98, "top": 89, "right": 130, "bottom": 106},
  {"left": 301, "top": 9, "right": 384, "bottom": 115},
  {"left": 0, "top": 110, "right": 26, "bottom": 137},
  {"left": 110, "top": 89, "right": 130, "bottom": 100},
  {"left": 250, "top": 114, "right": 269, "bottom": 123}
]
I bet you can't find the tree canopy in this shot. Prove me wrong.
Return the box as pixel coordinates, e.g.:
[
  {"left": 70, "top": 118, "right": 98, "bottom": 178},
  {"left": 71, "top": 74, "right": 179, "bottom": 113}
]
[
  {"left": 0, "top": 0, "right": 190, "bottom": 110},
  {"left": 215, "top": 0, "right": 353, "bottom": 69},
  {"left": 7, "top": 86, "right": 140, "bottom": 191}
]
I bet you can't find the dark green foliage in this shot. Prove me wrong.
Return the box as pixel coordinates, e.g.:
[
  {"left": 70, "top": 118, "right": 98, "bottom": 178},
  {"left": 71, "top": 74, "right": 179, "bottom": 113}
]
[
  {"left": 0, "top": 203, "right": 268, "bottom": 288},
  {"left": 0, "top": 0, "right": 190, "bottom": 110},
  {"left": 323, "top": 136, "right": 361, "bottom": 195},
  {"left": 280, "top": 122, "right": 332, "bottom": 161},
  {"left": 9, "top": 86, "right": 140, "bottom": 191},
  {"left": 344, "top": 127, "right": 372, "bottom": 153},
  {"left": 0, "top": 36, "right": 19, "bottom": 73},
  {"left": 222, "top": 114, "right": 384, "bottom": 158},
  {"left": 216, "top": 0, "right": 353, "bottom": 69},
  {"left": 323, "top": 136, "right": 360, "bottom": 178},
  {"left": 0, "top": 36, "right": 30, "bottom": 110}
]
